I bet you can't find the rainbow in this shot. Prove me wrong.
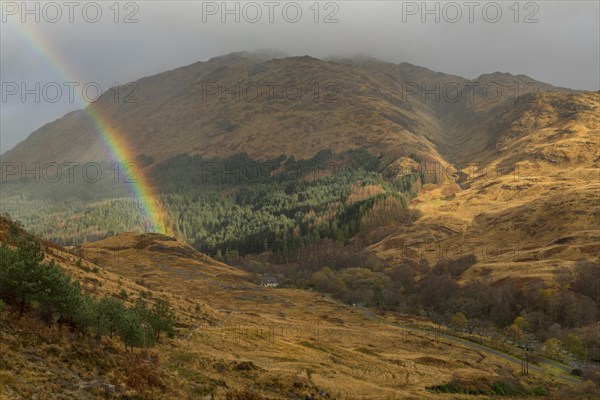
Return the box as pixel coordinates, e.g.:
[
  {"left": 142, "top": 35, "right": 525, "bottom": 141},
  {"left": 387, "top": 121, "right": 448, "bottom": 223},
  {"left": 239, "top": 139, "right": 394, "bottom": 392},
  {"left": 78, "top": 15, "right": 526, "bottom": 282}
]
[{"left": 10, "top": 22, "right": 169, "bottom": 234}]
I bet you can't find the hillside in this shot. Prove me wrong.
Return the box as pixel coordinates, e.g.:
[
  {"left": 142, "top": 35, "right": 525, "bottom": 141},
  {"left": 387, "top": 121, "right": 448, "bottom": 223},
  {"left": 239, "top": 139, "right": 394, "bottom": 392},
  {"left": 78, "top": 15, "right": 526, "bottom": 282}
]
[
  {"left": 366, "top": 91, "right": 599, "bottom": 282},
  {"left": 2, "top": 216, "right": 592, "bottom": 399}
]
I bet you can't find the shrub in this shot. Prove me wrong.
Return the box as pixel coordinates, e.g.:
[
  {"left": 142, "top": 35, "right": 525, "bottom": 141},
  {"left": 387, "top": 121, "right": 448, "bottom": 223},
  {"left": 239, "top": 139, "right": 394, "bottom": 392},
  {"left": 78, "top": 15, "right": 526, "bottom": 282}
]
[
  {"left": 530, "top": 386, "right": 549, "bottom": 396},
  {"left": 225, "top": 390, "right": 263, "bottom": 400},
  {"left": 0, "top": 369, "right": 15, "bottom": 387},
  {"left": 122, "top": 352, "right": 166, "bottom": 392},
  {"left": 491, "top": 379, "right": 524, "bottom": 396},
  {"left": 563, "top": 333, "right": 588, "bottom": 361},
  {"left": 543, "top": 337, "right": 563, "bottom": 359},
  {"left": 571, "top": 368, "right": 583, "bottom": 377}
]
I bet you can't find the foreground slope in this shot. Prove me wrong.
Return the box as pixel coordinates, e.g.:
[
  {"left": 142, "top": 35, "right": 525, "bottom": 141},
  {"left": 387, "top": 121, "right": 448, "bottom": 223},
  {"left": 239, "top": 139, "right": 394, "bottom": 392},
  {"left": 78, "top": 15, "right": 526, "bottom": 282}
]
[
  {"left": 76, "top": 230, "right": 582, "bottom": 399},
  {"left": 0, "top": 216, "right": 582, "bottom": 398}
]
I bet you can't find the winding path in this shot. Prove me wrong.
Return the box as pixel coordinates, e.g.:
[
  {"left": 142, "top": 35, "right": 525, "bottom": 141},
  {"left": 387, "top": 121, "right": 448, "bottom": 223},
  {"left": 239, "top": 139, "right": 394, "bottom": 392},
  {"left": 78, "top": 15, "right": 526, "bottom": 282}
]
[
  {"left": 321, "top": 294, "right": 580, "bottom": 385},
  {"left": 360, "top": 307, "right": 580, "bottom": 385}
]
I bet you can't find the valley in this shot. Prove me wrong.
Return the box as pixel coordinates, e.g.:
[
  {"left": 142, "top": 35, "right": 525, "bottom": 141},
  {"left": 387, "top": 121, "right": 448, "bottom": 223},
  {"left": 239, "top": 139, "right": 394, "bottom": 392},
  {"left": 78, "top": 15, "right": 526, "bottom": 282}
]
[{"left": 0, "top": 217, "right": 590, "bottom": 399}]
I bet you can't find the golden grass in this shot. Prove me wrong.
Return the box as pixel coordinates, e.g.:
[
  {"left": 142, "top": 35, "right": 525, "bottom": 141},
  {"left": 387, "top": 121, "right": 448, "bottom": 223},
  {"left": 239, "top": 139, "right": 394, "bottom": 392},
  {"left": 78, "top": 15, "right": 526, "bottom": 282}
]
[
  {"left": 369, "top": 94, "right": 599, "bottom": 284},
  {"left": 62, "top": 233, "right": 575, "bottom": 398}
]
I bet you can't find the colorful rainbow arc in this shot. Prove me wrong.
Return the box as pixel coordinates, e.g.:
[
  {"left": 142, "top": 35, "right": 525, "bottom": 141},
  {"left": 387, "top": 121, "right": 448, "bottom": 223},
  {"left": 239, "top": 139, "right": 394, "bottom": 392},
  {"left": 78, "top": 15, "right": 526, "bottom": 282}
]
[{"left": 11, "top": 22, "right": 169, "bottom": 235}]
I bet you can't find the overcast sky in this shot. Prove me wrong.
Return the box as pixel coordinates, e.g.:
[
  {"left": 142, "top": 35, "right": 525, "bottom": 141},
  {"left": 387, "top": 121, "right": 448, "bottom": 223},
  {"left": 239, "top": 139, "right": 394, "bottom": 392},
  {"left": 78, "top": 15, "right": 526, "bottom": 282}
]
[{"left": 1, "top": 0, "right": 599, "bottom": 153}]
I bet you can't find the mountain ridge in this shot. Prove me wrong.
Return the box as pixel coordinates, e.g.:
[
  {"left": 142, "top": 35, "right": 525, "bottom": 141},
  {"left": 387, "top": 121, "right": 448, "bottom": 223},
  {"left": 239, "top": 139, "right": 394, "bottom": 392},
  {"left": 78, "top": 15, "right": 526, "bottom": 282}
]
[{"left": 1, "top": 51, "right": 585, "bottom": 166}]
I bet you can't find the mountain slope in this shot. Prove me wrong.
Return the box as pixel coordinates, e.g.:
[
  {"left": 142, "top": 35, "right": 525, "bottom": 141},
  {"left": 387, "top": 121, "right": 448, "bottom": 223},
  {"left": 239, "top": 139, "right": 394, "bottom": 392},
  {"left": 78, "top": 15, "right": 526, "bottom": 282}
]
[
  {"left": 0, "top": 52, "right": 576, "bottom": 168},
  {"left": 365, "top": 90, "right": 599, "bottom": 282}
]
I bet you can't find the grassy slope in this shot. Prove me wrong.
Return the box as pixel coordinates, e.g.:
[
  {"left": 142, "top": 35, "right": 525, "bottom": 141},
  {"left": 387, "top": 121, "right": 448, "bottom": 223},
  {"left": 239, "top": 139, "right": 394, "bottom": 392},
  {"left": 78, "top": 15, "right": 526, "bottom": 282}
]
[
  {"left": 0, "top": 217, "right": 575, "bottom": 399},
  {"left": 73, "top": 231, "right": 576, "bottom": 399},
  {"left": 367, "top": 92, "right": 599, "bottom": 282}
]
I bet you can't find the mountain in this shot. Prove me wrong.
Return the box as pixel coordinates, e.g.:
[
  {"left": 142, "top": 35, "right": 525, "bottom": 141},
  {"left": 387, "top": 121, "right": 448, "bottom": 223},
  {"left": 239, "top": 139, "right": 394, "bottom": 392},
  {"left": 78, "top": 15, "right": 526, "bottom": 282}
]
[{"left": 0, "top": 52, "right": 578, "bottom": 167}]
